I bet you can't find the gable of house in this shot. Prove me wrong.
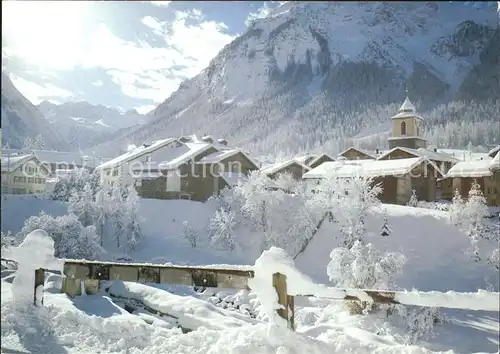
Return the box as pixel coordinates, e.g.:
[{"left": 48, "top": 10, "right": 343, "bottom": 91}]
[
  {"left": 309, "top": 153, "right": 335, "bottom": 169},
  {"left": 339, "top": 147, "right": 376, "bottom": 160}
]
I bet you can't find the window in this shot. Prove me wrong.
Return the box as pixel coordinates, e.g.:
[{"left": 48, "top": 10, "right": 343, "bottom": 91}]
[
  {"left": 28, "top": 177, "right": 34, "bottom": 183},
  {"left": 146, "top": 155, "right": 152, "bottom": 162},
  {"left": 401, "top": 121, "right": 407, "bottom": 136},
  {"left": 112, "top": 170, "right": 119, "bottom": 176}
]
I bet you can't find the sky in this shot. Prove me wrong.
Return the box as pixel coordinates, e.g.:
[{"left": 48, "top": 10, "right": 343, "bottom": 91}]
[{"left": 2, "top": 1, "right": 283, "bottom": 114}]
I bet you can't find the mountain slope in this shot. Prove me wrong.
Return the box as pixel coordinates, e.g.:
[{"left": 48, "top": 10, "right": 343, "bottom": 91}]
[
  {"left": 91, "top": 2, "right": 499, "bottom": 158},
  {"left": 1, "top": 73, "right": 69, "bottom": 151},
  {"left": 37, "top": 101, "right": 147, "bottom": 151}
]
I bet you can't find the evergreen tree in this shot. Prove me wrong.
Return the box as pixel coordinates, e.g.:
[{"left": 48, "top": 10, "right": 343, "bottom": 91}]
[
  {"left": 122, "top": 185, "right": 144, "bottom": 253},
  {"left": 381, "top": 215, "right": 391, "bottom": 237},
  {"left": 407, "top": 189, "right": 418, "bottom": 207},
  {"left": 68, "top": 183, "right": 97, "bottom": 227}
]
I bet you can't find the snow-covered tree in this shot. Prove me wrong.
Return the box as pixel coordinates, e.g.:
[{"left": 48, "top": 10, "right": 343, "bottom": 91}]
[
  {"left": 209, "top": 208, "right": 236, "bottom": 251},
  {"left": 182, "top": 221, "right": 198, "bottom": 248},
  {"left": 68, "top": 183, "right": 98, "bottom": 227},
  {"left": 274, "top": 172, "right": 297, "bottom": 192},
  {"left": 33, "top": 134, "right": 45, "bottom": 150},
  {"left": 109, "top": 183, "right": 125, "bottom": 249},
  {"left": 51, "top": 168, "right": 100, "bottom": 202},
  {"left": 94, "top": 184, "right": 112, "bottom": 245},
  {"left": 407, "top": 189, "right": 418, "bottom": 207},
  {"left": 380, "top": 214, "right": 391, "bottom": 237},
  {"left": 75, "top": 225, "right": 105, "bottom": 260},
  {"left": 121, "top": 185, "right": 144, "bottom": 253},
  {"left": 17, "top": 212, "right": 104, "bottom": 260},
  {"left": 1, "top": 231, "right": 16, "bottom": 250},
  {"left": 21, "top": 136, "right": 33, "bottom": 153},
  {"left": 449, "top": 189, "right": 465, "bottom": 227},
  {"left": 335, "top": 177, "right": 382, "bottom": 248},
  {"left": 463, "top": 180, "right": 489, "bottom": 261},
  {"left": 327, "top": 241, "right": 406, "bottom": 290}
]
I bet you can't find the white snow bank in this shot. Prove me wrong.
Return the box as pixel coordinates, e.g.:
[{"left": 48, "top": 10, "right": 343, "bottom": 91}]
[{"left": 105, "top": 281, "right": 260, "bottom": 330}]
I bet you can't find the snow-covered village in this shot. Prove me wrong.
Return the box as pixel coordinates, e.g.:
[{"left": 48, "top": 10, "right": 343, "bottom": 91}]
[{"left": 1, "top": 1, "right": 500, "bottom": 354}]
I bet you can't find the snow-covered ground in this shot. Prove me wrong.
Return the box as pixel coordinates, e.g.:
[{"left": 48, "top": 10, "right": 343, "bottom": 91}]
[{"left": 1, "top": 195, "right": 499, "bottom": 353}]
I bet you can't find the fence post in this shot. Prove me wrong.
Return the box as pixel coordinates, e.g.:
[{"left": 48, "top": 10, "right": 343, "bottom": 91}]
[
  {"left": 34, "top": 268, "right": 45, "bottom": 306},
  {"left": 272, "top": 272, "right": 294, "bottom": 331}
]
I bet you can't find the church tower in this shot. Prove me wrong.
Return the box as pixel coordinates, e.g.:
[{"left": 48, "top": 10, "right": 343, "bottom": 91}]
[{"left": 387, "top": 95, "right": 427, "bottom": 149}]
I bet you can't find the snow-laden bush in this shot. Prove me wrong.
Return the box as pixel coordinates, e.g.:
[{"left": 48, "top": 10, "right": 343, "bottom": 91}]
[
  {"left": 182, "top": 221, "right": 199, "bottom": 248},
  {"left": 1, "top": 230, "right": 16, "bottom": 250},
  {"left": 209, "top": 207, "right": 237, "bottom": 251},
  {"left": 327, "top": 241, "right": 406, "bottom": 290},
  {"left": 17, "top": 212, "right": 104, "bottom": 260}
]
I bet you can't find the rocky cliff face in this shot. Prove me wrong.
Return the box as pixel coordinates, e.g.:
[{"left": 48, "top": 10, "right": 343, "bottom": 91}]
[
  {"left": 1, "top": 73, "right": 69, "bottom": 151},
  {"left": 90, "top": 2, "right": 499, "bottom": 158}
]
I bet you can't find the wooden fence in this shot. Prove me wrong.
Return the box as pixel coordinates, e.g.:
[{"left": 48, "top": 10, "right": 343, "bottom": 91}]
[{"left": 26, "top": 260, "right": 500, "bottom": 332}]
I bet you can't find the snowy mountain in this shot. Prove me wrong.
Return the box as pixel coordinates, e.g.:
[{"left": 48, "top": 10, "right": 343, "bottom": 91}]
[
  {"left": 37, "top": 101, "right": 147, "bottom": 151},
  {"left": 1, "top": 73, "right": 69, "bottom": 151},
  {"left": 91, "top": 2, "right": 499, "bottom": 158}
]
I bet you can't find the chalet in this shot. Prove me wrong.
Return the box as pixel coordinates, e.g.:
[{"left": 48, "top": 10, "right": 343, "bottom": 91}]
[
  {"left": 1, "top": 154, "right": 50, "bottom": 194},
  {"left": 387, "top": 96, "right": 427, "bottom": 149},
  {"left": 134, "top": 147, "right": 260, "bottom": 201},
  {"left": 294, "top": 154, "right": 319, "bottom": 167},
  {"left": 377, "top": 147, "right": 459, "bottom": 175},
  {"left": 308, "top": 153, "right": 336, "bottom": 169},
  {"left": 488, "top": 145, "right": 500, "bottom": 159},
  {"left": 95, "top": 138, "right": 189, "bottom": 188},
  {"left": 302, "top": 157, "right": 442, "bottom": 205},
  {"left": 338, "top": 147, "right": 376, "bottom": 161},
  {"left": 439, "top": 157, "right": 499, "bottom": 206},
  {"left": 261, "top": 159, "right": 311, "bottom": 180}
]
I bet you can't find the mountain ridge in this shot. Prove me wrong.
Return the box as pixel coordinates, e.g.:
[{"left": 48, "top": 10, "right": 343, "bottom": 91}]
[{"left": 88, "top": 2, "right": 498, "bottom": 158}]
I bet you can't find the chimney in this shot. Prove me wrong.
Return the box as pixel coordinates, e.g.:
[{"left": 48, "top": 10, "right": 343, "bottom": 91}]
[
  {"left": 217, "top": 138, "right": 228, "bottom": 146},
  {"left": 201, "top": 135, "right": 214, "bottom": 143},
  {"left": 433, "top": 147, "right": 437, "bottom": 152},
  {"left": 375, "top": 148, "right": 380, "bottom": 154}
]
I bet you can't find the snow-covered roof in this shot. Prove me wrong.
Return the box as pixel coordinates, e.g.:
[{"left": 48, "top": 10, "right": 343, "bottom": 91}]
[
  {"left": 1, "top": 154, "right": 34, "bottom": 172},
  {"left": 308, "top": 153, "right": 336, "bottom": 166},
  {"left": 391, "top": 96, "right": 424, "bottom": 120},
  {"left": 303, "top": 157, "right": 441, "bottom": 179},
  {"left": 442, "top": 159, "right": 493, "bottom": 179},
  {"left": 399, "top": 97, "right": 416, "bottom": 112},
  {"left": 489, "top": 152, "right": 499, "bottom": 171},
  {"left": 95, "top": 138, "right": 178, "bottom": 170},
  {"left": 338, "top": 147, "right": 376, "bottom": 159},
  {"left": 378, "top": 147, "right": 459, "bottom": 163},
  {"left": 32, "top": 150, "right": 94, "bottom": 167},
  {"left": 220, "top": 172, "right": 248, "bottom": 187},
  {"left": 197, "top": 149, "right": 260, "bottom": 168},
  {"left": 390, "top": 111, "right": 425, "bottom": 120},
  {"left": 488, "top": 145, "right": 500, "bottom": 158},
  {"left": 437, "top": 148, "right": 490, "bottom": 162},
  {"left": 294, "top": 154, "right": 318, "bottom": 165},
  {"left": 158, "top": 142, "right": 214, "bottom": 170},
  {"left": 260, "top": 159, "right": 311, "bottom": 176}
]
